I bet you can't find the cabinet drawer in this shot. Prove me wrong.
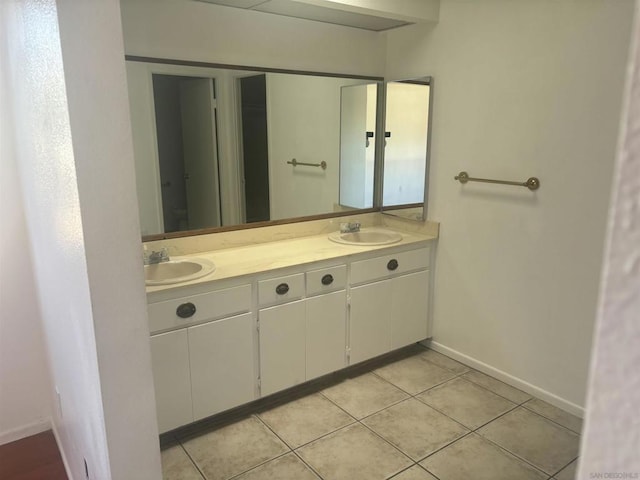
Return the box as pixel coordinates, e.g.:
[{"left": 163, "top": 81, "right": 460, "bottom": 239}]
[
  {"left": 350, "top": 246, "right": 430, "bottom": 285},
  {"left": 258, "top": 273, "right": 304, "bottom": 307},
  {"left": 148, "top": 284, "right": 251, "bottom": 334},
  {"left": 306, "top": 265, "right": 346, "bottom": 296}
]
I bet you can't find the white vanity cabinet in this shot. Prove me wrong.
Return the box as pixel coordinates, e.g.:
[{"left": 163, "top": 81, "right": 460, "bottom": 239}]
[
  {"left": 148, "top": 283, "right": 253, "bottom": 433},
  {"left": 149, "top": 329, "right": 192, "bottom": 433},
  {"left": 188, "top": 313, "right": 255, "bottom": 421},
  {"left": 258, "top": 265, "right": 347, "bottom": 395},
  {"left": 305, "top": 265, "right": 348, "bottom": 379},
  {"left": 147, "top": 240, "right": 432, "bottom": 433},
  {"left": 259, "top": 300, "right": 307, "bottom": 396},
  {"left": 349, "top": 246, "right": 430, "bottom": 364}
]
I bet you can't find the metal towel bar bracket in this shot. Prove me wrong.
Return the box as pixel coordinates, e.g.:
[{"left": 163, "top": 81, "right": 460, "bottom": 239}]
[
  {"left": 454, "top": 171, "right": 540, "bottom": 191},
  {"left": 287, "top": 158, "right": 327, "bottom": 170}
]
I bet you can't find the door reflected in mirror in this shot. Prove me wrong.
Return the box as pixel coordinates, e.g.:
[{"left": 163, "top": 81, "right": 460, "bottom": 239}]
[
  {"left": 126, "top": 59, "right": 381, "bottom": 238},
  {"left": 152, "top": 74, "right": 222, "bottom": 232},
  {"left": 382, "top": 77, "right": 432, "bottom": 221}
]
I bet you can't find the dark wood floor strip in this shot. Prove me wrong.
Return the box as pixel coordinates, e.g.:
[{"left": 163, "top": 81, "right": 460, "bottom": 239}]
[{"left": 0, "top": 430, "right": 67, "bottom": 480}]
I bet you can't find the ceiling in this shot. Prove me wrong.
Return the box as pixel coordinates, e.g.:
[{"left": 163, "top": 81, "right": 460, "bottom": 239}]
[{"left": 194, "top": 0, "right": 414, "bottom": 31}]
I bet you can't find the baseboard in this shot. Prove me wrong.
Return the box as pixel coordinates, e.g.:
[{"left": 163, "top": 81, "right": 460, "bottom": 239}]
[
  {"left": 51, "top": 422, "right": 74, "bottom": 480},
  {"left": 426, "top": 340, "right": 586, "bottom": 418},
  {"left": 0, "top": 418, "right": 51, "bottom": 446}
]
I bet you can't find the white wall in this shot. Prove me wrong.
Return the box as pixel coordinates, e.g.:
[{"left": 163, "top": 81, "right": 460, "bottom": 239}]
[
  {"left": 579, "top": 0, "right": 640, "bottom": 472},
  {"left": 0, "top": 15, "right": 52, "bottom": 444},
  {"left": 120, "top": 0, "right": 385, "bottom": 77},
  {"left": 267, "top": 74, "right": 369, "bottom": 219},
  {"left": 576, "top": 2, "right": 640, "bottom": 472},
  {"left": 385, "top": 0, "right": 634, "bottom": 411},
  {"left": 4, "top": 0, "right": 161, "bottom": 479}
]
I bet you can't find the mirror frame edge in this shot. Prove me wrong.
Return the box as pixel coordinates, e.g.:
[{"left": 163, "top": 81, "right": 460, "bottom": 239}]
[{"left": 142, "top": 208, "right": 380, "bottom": 242}]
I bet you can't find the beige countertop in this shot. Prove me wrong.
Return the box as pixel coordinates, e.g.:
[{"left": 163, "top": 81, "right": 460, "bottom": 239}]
[{"left": 146, "top": 227, "right": 437, "bottom": 295}]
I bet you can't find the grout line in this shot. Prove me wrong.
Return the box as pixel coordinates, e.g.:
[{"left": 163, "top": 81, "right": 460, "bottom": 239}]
[
  {"left": 417, "top": 431, "right": 474, "bottom": 462},
  {"left": 469, "top": 404, "right": 520, "bottom": 433},
  {"left": 177, "top": 442, "right": 208, "bottom": 480},
  {"left": 503, "top": 405, "right": 581, "bottom": 438},
  {"left": 355, "top": 418, "right": 420, "bottom": 464},
  {"left": 520, "top": 403, "right": 582, "bottom": 435},
  {"left": 460, "top": 371, "right": 534, "bottom": 406},
  {"left": 226, "top": 450, "right": 293, "bottom": 480},
  {"left": 291, "top": 449, "right": 326, "bottom": 480},
  {"left": 409, "top": 463, "right": 444, "bottom": 480},
  {"left": 476, "top": 431, "right": 562, "bottom": 478},
  {"left": 549, "top": 457, "right": 579, "bottom": 478},
  {"left": 410, "top": 392, "right": 494, "bottom": 432},
  {"left": 356, "top": 395, "right": 412, "bottom": 421},
  {"left": 316, "top": 390, "right": 362, "bottom": 417},
  {"left": 253, "top": 411, "right": 368, "bottom": 465},
  {"left": 320, "top": 387, "right": 410, "bottom": 423},
  {"left": 415, "top": 354, "right": 473, "bottom": 378},
  {"left": 252, "top": 414, "right": 295, "bottom": 451},
  {"left": 268, "top": 416, "right": 359, "bottom": 452},
  {"left": 369, "top": 369, "right": 456, "bottom": 397}
]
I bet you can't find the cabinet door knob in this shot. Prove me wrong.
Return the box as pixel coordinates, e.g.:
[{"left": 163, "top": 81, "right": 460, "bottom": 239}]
[
  {"left": 276, "top": 283, "right": 290, "bottom": 295},
  {"left": 321, "top": 274, "right": 334, "bottom": 285},
  {"left": 387, "top": 259, "right": 399, "bottom": 271},
  {"left": 176, "top": 302, "right": 197, "bottom": 318}
]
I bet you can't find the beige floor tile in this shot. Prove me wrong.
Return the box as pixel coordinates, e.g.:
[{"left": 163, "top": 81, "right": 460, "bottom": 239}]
[
  {"left": 478, "top": 407, "right": 580, "bottom": 475},
  {"left": 234, "top": 453, "right": 319, "bottom": 480},
  {"left": 420, "top": 434, "right": 547, "bottom": 480},
  {"left": 418, "top": 349, "right": 470, "bottom": 374},
  {"left": 297, "top": 423, "right": 412, "bottom": 480},
  {"left": 417, "top": 377, "right": 516, "bottom": 429},
  {"left": 391, "top": 465, "right": 439, "bottom": 480},
  {"left": 462, "top": 370, "right": 531, "bottom": 404},
  {"left": 554, "top": 459, "right": 577, "bottom": 480},
  {"left": 161, "top": 444, "right": 203, "bottom": 480},
  {"left": 181, "top": 416, "right": 289, "bottom": 480},
  {"left": 523, "top": 398, "right": 583, "bottom": 433},
  {"left": 374, "top": 356, "right": 457, "bottom": 395},
  {"left": 321, "top": 372, "right": 409, "bottom": 419},
  {"left": 362, "top": 398, "right": 468, "bottom": 461},
  {"left": 257, "top": 393, "right": 355, "bottom": 448}
]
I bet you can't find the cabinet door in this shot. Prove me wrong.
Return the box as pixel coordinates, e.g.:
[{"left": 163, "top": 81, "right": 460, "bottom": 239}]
[
  {"left": 188, "top": 313, "right": 255, "bottom": 421},
  {"left": 391, "top": 270, "right": 429, "bottom": 349},
  {"left": 306, "top": 290, "right": 347, "bottom": 380},
  {"left": 259, "top": 300, "right": 306, "bottom": 396},
  {"left": 349, "top": 280, "right": 392, "bottom": 364},
  {"left": 150, "top": 329, "right": 193, "bottom": 433}
]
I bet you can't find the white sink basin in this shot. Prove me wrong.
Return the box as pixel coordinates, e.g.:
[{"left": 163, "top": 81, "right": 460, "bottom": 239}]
[
  {"left": 328, "top": 228, "right": 403, "bottom": 246},
  {"left": 145, "top": 257, "right": 215, "bottom": 286}
]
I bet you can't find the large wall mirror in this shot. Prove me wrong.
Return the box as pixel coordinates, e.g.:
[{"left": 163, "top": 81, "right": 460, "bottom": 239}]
[
  {"left": 126, "top": 58, "right": 433, "bottom": 239},
  {"left": 126, "top": 58, "right": 382, "bottom": 239},
  {"left": 381, "top": 77, "right": 433, "bottom": 221}
]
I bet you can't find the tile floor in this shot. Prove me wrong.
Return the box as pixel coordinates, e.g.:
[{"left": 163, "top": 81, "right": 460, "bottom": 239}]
[{"left": 160, "top": 347, "right": 582, "bottom": 480}]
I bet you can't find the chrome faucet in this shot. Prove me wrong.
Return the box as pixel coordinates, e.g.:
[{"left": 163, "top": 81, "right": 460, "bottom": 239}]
[
  {"left": 340, "top": 222, "right": 361, "bottom": 233},
  {"left": 144, "top": 247, "right": 170, "bottom": 265}
]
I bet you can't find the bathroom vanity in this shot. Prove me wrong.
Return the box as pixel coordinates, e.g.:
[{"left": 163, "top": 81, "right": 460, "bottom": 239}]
[{"left": 145, "top": 224, "right": 436, "bottom": 433}]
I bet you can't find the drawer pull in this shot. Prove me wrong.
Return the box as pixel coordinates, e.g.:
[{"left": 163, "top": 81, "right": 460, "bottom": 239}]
[
  {"left": 321, "top": 274, "right": 334, "bottom": 286},
  {"left": 275, "top": 283, "right": 290, "bottom": 295},
  {"left": 176, "top": 302, "right": 196, "bottom": 319},
  {"left": 387, "top": 259, "right": 399, "bottom": 271}
]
